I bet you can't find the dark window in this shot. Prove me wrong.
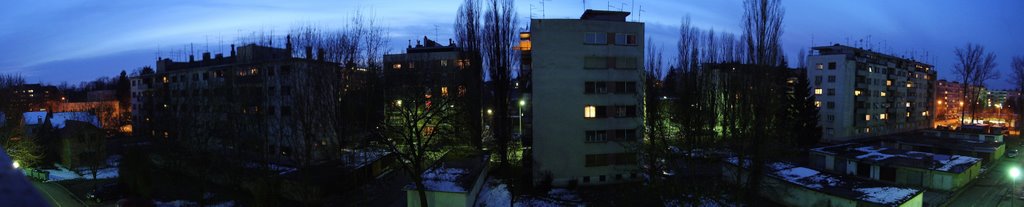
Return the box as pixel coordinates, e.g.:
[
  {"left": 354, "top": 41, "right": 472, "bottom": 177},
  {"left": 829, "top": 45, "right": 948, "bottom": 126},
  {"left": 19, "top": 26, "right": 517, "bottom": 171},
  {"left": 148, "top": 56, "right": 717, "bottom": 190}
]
[
  {"left": 599, "top": 175, "right": 607, "bottom": 182},
  {"left": 615, "top": 174, "right": 623, "bottom": 180},
  {"left": 585, "top": 82, "right": 595, "bottom": 94},
  {"left": 281, "top": 106, "right": 292, "bottom": 116},
  {"left": 827, "top": 102, "right": 835, "bottom": 109},
  {"left": 596, "top": 106, "right": 607, "bottom": 118},
  {"left": 584, "top": 32, "right": 608, "bottom": 44},
  {"left": 203, "top": 73, "right": 209, "bottom": 80},
  {"left": 828, "top": 62, "right": 837, "bottom": 69},
  {"left": 583, "top": 176, "right": 591, "bottom": 183},
  {"left": 827, "top": 89, "right": 835, "bottom": 96},
  {"left": 596, "top": 82, "right": 608, "bottom": 93},
  {"left": 268, "top": 68, "right": 276, "bottom": 76},
  {"left": 828, "top": 76, "right": 836, "bottom": 82},
  {"left": 856, "top": 162, "right": 870, "bottom": 177},
  {"left": 280, "top": 66, "right": 292, "bottom": 75},
  {"left": 282, "top": 86, "right": 292, "bottom": 96}
]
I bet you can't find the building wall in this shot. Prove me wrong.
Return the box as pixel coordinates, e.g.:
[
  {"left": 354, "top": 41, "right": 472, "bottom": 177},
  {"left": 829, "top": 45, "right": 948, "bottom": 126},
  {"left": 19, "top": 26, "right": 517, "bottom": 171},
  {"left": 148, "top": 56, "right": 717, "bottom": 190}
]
[
  {"left": 807, "top": 45, "right": 936, "bottom": 142},
  {"left": 530, "top": 17, "right": 644, "bottom": 186},
  {"left": 130, "top": 46, "right": 342, "bottom": 165}
]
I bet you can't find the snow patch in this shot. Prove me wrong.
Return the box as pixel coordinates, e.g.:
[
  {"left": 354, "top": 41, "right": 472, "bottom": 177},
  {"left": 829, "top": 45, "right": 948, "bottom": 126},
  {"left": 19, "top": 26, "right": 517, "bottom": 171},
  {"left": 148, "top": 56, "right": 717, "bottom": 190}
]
[
  {"left": 935, "top": 155, "right": 981, "bottom": 171},
  {"left": 43, "top": 163, "right": 119, "bottom": 181},
  {"left": 854, "top": 187, "right": 918, "bottom": 204},
  {"left": 420, "top": 167, "right": 469, "bottom": 192}
]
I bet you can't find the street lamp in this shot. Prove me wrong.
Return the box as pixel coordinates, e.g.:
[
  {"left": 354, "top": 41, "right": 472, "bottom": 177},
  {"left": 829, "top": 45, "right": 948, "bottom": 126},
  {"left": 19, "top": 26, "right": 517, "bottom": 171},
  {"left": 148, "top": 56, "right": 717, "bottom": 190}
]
[
  {"left": 12, "top": 160, "right": 19, "bottom": 169},
  {"left": 1012, "top": 167, "right": 1021, "bottom": 205},
  {"left": 518, "top": 100, "right": 526, "bottom": 135}
]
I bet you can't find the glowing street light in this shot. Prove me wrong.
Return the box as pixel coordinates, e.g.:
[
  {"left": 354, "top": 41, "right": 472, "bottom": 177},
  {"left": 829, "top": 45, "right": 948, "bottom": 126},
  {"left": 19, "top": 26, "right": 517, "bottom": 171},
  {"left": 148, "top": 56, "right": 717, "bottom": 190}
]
[
  {"left": 12, "top": 160, "right": 19, "bottom": 169},
  {"left": 486, "top": 109, "right": 493, "bottom": 115},
  {"left": 519, "top": 100, "right": 526, "bottom": 106},
  {"left": 518, "top": 99, "right": 526, "bottom": 134},
  {"left": 1012, "top": 166, "right": 1021, "bottom": 205}
]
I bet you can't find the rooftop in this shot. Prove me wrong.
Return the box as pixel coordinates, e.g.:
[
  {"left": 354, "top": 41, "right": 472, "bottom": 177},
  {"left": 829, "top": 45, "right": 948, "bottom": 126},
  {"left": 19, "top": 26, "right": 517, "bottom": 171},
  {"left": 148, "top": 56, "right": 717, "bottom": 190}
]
[
  {"left": 23, "top": 111, "right": 100, "bottom": 128},
  {"left": 812, "top": 143, "right": 981, "bottom": 173},
  {"left": 406, "top": 155, "right": 489, "bottom": 193},
  {"left": 580, "top": 9, "right": 630, "bottom": 21},
  {"left": 726, "top": 157, "right": 922, "bottom": 206}
]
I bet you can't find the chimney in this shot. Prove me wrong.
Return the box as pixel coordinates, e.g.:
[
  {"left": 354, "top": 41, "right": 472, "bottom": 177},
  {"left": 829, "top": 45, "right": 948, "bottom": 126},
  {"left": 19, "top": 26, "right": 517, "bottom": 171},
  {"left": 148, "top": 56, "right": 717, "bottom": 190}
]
[
  {"left": 230, "top": 44, "right": 236, "bottom": 57},
  {"left": 202, "top": 52, "right": 211, "bottom": 61},
  {"left": 189, "top": 54, "right": 194, "bottom": 63},
  {"left": 317, "top": 48, "right": 325, "bottom": 61},
  {"left": 215, "top": 53, "right": 223, "bottom": 60},
  {"left": 305, "top": 46, "right": 313, "bottom": 60}
]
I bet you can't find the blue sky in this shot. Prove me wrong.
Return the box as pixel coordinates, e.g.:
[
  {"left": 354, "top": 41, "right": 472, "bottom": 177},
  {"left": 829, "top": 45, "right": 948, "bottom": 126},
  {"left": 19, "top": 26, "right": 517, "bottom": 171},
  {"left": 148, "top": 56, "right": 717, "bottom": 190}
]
[{"left": 2, "top": 0, "right": 1022, "bottom": 88}]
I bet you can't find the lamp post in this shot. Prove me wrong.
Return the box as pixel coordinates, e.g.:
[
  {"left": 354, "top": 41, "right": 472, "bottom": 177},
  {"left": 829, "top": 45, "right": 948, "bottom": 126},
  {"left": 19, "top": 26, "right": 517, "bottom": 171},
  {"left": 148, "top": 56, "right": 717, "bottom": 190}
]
[
  {"left": 518, "top": 100, "right": 526, "bottom": 135},
  {"left": 1012, "top": 167, "right": 1021, "bottom": 205}
]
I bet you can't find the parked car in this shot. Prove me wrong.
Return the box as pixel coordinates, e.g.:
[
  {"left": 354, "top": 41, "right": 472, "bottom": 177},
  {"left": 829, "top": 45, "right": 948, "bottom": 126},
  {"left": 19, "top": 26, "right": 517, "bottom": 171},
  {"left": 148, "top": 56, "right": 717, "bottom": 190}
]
[
  {"left": 86, "top": 183, "right": 122, "bottom": 203},
  {"left": 1009, "top": 149, "right": 1019, "bottom": 158}
]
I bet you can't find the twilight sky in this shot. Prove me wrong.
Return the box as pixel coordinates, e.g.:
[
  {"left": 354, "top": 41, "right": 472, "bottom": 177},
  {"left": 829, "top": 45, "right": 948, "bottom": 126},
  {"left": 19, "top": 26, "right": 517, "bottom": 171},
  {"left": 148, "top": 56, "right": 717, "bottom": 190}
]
[{"left": 2, "top": 0, "right": 1022, "bottom": 88}]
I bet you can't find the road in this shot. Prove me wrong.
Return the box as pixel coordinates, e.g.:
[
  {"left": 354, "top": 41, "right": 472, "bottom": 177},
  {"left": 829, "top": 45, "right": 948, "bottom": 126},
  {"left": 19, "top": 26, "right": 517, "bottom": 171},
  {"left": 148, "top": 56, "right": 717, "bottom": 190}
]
[{"left": 31, "top": 181, "right": 85, "bottom": 207}]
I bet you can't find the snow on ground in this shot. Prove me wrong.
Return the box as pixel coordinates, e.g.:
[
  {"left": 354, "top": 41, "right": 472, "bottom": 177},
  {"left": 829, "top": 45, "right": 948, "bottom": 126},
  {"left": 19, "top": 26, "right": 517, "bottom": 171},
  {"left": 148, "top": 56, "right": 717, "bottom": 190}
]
[
  {"left": 935, "top": 155, "right": 981, "bottom": 171},
  {"left": 475, "top": 179, "right": 583, "bottom": 207},
  {"left": 420, "top": 167, "right": 469, "bottom": 192},
  {"left": 44, "top": 163, "right": 119, "bottom": 181},
  {"left": 476, "top": 180, "right": 511, "bottom": 207},
  {"left": 854, "top": 187, "right": 918, "bottom": 205},
  {"left": 154, "top": 200, "right": 235, "bottom": 207}
]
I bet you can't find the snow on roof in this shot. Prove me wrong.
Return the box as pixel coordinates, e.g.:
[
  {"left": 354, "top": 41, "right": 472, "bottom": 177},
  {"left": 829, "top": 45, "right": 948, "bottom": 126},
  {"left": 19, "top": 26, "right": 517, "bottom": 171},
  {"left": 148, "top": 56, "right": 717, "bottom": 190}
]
[
  {"left": 23, "top": 111, "right": 100, "bottom": 128},
  {"left": 724, "top": 157, "right": 921, "bottom": 206},
  {"left": 815, "top": 143, "right": 981, "bottom": 173},
  {"left": 340, "top": 149, "right": 390, "bottom": 169},
  {"left": 854, "top": 187, "right": 920, "bottom": 205}
]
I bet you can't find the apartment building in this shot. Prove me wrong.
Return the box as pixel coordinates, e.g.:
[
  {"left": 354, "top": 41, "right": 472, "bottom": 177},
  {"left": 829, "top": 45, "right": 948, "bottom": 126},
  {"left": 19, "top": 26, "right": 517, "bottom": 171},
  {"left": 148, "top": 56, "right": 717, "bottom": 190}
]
[
  {"left": 130, "top": 40, "right": 342, "bottom": 165},
  {"left": 528, "top": 10, "right": 643, "bottom": 186},
  {"left": 807, "top": 44, "right": 936, "bottom": 142}
]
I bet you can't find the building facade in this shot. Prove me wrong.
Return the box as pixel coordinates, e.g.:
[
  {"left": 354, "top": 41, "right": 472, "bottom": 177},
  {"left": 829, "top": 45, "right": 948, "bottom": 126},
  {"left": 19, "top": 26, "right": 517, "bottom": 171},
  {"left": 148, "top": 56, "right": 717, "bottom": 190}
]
[
  {"left": 130, "top": 42, "right": 342, "bottom": 165},
  {"left": 528, "top": 10, "right": 643, "bottom": 186},
  {"left": 807, "top": 45, "right": 937, "bottom": 142}
]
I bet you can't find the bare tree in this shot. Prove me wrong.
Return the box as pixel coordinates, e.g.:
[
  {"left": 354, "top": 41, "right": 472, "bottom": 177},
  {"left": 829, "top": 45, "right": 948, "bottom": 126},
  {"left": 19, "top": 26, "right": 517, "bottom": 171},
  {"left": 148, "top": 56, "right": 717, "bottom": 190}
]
[
  {"left": 954, "top": 43, "right": 999, "bottom": 125},
  {"left": 741, "top": 0, "right": 785, "bottom": 67},
  {"left": 455, "top": 0, "right": 485, "bottom": 150},
  {"left": 1009, "top": 56, "right": 1024, "bottom": 131},
  {"left": 797, "top": 48, "right": 806, "bottom": 69},
  {"left": 482, "top": 0, "right": 519, "bottom": 167},
  {"left": 377, "top": 95, "right": 460, "bottom": 207}
]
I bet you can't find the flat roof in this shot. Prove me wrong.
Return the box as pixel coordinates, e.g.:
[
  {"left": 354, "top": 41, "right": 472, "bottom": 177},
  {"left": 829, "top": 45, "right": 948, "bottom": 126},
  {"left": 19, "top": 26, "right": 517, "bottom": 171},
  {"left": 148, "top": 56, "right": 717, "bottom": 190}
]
[
  {"left": 812, "top": 143, "right": 980, "bottom": 174},
  {"left": 726, "top": 157, "right": 922, "bottom": 206}
]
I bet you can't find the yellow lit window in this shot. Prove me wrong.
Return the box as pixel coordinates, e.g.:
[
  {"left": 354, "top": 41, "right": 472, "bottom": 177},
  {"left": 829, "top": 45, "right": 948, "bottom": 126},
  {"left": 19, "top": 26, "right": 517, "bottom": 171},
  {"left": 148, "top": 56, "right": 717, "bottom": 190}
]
[
  {"left": 27, "top": 89, "right": 34, "bottom": 93},
  {"left": 162, "top": 76, "right": 169, "bottom": 83},
  {"left": 880, "top": 92, "right": 886, "bottom": 97},
  {"left": 854, "top": 90, "right": 862, "bottom": 96},
  {"left": 584, "top": 105, "right": 596, "bottom": 118},
  {"left": 441, "top": 87, "right": 449, "bottom": 97},
  {"left": 906, "top": 112, "right": 911, "bottom": 117},
  {"left": 815, "top": 101, "right": 821, "bottom": 108},
  {"left": 865, "top": 127, "right": 871, "bottom": 133},
  {"left": 905, "top": 102, "right": 911, "bottom": 107},
  {"left": 886, "top": 80, "right": 892, "bottom": 86},
  {"left": 814, "top": 88, "right": 823, "bottom": 95},
  {"left": 906, "top": 82, "right": 913, "bottom": 88},
  {"left": 879, "top": 113, "right": 887, "bottom": 120},
  {"left": 865, "top": 114, "right": 871, "bottom": 121},
  {"left": 392, "top": 63, "right": 402, "bottom": 69}
]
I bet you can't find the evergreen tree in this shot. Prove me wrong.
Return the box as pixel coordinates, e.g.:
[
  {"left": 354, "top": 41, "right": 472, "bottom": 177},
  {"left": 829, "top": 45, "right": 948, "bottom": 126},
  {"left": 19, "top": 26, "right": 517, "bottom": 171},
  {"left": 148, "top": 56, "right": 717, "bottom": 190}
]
[{"left": 790, "top": 71, "right": 821, "bottom": 149}]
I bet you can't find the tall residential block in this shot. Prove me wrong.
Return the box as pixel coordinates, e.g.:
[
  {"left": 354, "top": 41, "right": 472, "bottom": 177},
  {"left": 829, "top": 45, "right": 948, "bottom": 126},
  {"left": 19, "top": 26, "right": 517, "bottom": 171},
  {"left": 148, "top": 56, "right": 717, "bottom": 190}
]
[
  {"left": 528, "top": 10, "right": 644, "bottom": 186},
  {"left": 807, "top": 44, "right": 936, "bottom": 142}
]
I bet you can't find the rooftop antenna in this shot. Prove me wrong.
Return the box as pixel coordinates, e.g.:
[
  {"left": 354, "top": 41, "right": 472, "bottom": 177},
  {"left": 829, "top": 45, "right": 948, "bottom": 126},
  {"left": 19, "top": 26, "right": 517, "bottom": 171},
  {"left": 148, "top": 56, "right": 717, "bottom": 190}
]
[
  {"left": 637, "top": 5, "right": 645, "bottom": 22},
  {"left": 434, "top": 24, "right": 440, "bottom": 43},
  {"left": 582, "top": 0, "right": 586, "bottom": 10},
  {"left": 540, "top": 0, "right": 551, "bottom": 19},
  {"left": 205, "top": 35, "right": 209, "bottom": 52}
]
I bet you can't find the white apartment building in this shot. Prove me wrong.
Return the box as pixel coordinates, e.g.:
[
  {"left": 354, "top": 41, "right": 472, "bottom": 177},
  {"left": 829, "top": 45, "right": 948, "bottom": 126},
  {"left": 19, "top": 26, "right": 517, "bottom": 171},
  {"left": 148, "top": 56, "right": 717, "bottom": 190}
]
[{"left": 807, "top": 44, "right": 936, "bottom": 142}]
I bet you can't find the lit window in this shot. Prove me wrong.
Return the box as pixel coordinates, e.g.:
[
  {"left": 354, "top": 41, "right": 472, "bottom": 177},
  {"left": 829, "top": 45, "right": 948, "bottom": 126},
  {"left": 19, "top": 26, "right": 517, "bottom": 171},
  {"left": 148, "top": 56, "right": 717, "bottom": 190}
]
[
  {"left": 816, "top": 63, "right": 824, "bottom": 70},
  {"left": 906, "top": 81, "right": 913, "bottom": 88},
  {"left": 886, "top": 80, "right": 892, "bottom": 86},
  {"left": 906, "top": 112, "right": 911, "bottom": 117},
  {"left": 905, "top": 102, "right": 911, "bottom": 108},
  {"left": 392, "top": 63, "right": 402, "bottom": 69},
  {"left": 408, "top": 62, "right": 416, "bottom": 69},
  {"left": 441, "top": 60, "right": 449, "bottom": 67},
  {"left": 880, "top": 92, "right": 886, "bottom": 97},
  {"left": 814, "top": 88, "right": 823, "bottom": 95},
  {"left": 815, "top": 101, "right": 821, "bottom": 108},
  {"left": 27, "top": 89, "right": 34, "bottom": 93},
  {"left": 441, "top": 87, "right": 449, "bottom": 97},
  {"left": 879, "top": 113, "right": 887, "bottom": 120},
  {"left": 585, "top": 105, "right": 597, "bottom": 118},
  {"left": 865, "top": 128, "right": 871, "bottom": 133},
  {"left": 854, "top": 90, "right": 862, "bottom": 96},
  {"left": 865, "top": 114, "right": 871, "bottom": 121}
]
